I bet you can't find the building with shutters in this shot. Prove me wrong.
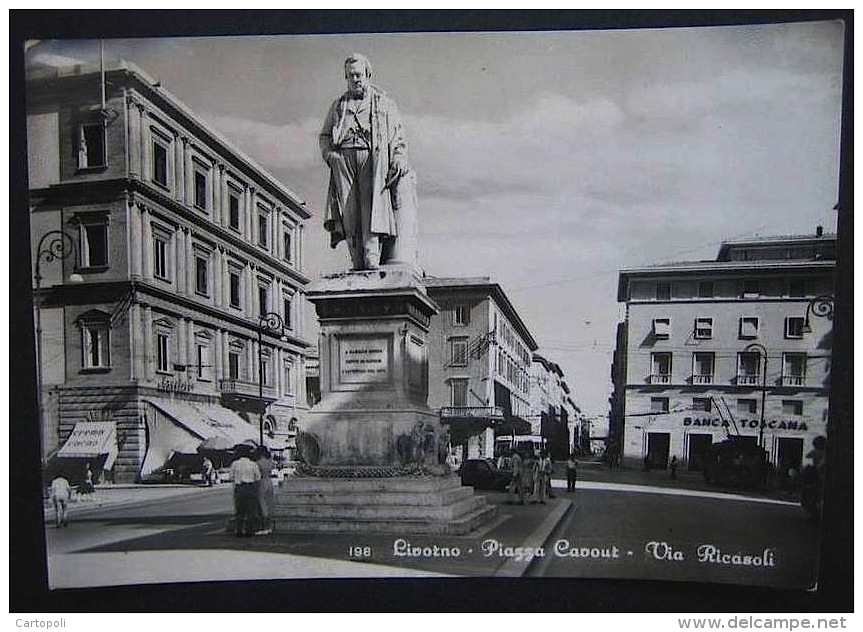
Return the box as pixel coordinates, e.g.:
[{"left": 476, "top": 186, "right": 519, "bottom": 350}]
[
  {"left": 425, "top": 277, "right": 537, "bottom": 462},
  {"left": 611, "top": 231, "right": 835, "bottom": 476},
  {"left": 27, "top": 59, "right": 313, "bottom": 482}
]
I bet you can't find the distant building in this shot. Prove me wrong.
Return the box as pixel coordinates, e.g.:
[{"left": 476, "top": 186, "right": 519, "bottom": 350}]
[
  {"left": 425, "top": 277, "right": 537, "bottom": 461},
  {"left": 612, "top": 231, "right": 834, "bottom": 475},
  {"left": 530, "top": 353, "right": 574, "bottom": 459},
  {"left": 28, "top": 60, "right": 313, "bottom": 481}
]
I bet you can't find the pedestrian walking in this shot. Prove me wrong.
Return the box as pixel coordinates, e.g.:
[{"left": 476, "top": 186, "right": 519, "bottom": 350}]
[
  {"left": 566, "top": 453, "right": 578, "bottom": 492},
  {"left": 507, "top": 449, "right": 525, "bottom": 505},
  {"left": 669, "top": 455, "right": 678, "bottom": 479},
  {"left": 523, "top": 450, "right": 538, "bottom": 504},
  {"left": 536, "top": 450, "right": 552, "bottom": 504},
  {"left": 202, "top": 456, "right": 215, "bottom": 487},
  {"left": 230, "top": 446, "right": 261, "bottom": 537},
  {"left": 79, "top": 462, "right": 95, "bottom": 499},
  {"left": 50, "top": 472, "right": 72, "bottom": 528},
  {"left": 254, "top": 446, "right": 276, "bottom": 535}
]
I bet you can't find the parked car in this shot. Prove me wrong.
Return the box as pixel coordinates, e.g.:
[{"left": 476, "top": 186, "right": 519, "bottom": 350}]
[{"left": 458, "top": 458, "right": 511, "bottom": 491}]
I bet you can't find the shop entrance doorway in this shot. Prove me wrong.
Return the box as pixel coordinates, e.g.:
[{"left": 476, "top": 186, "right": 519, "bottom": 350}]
[
  {"left": 646, "top": 432, "right": 670, "bottom": 469},
  {"left": 776, "top": 437, "right": 804, "bottom": 476},
  {"left": 687, "top": 433, "right": 713, "bottom": 471}
]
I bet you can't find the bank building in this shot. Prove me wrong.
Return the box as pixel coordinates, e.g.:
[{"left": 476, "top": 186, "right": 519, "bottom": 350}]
[
  {"left": 27, "top": 59, "right": 313, "bottom": 482},
  {"left": 610, "top": 231, "right": 834, "bottom": 475}
]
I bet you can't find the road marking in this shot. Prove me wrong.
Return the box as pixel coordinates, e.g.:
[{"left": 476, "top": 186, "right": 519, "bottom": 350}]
[{"left": 571, "top": 481, "right": 799, "bottom": 506}]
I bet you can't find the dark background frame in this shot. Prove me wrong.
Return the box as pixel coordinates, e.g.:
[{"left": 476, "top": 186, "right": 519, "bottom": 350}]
[{"left": 9, "top": 9, "right": 853, "bottom": 613}]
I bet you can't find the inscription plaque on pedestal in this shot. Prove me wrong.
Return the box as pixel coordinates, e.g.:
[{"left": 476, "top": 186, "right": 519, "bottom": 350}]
[{"left": 338, "top": 336, "right": 391, "bottom": 384}]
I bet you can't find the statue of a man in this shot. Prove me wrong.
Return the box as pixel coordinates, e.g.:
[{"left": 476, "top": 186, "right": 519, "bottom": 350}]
[{"left": 319, "top": 53, "right": 414, "bottom": 271}]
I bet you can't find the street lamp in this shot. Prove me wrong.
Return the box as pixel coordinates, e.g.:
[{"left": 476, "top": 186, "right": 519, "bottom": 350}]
[
  {"left": 801, "top": 295, "right": 835, "bottom": 334},
  {"left": 34, "top": 230, "right": 82, "bottom": 463},
  {"left": 743, "top": 342, "right": 768, "bottom": 449},
  {"left": 257, "top": 311, "right": 285, "bottom": 447}
]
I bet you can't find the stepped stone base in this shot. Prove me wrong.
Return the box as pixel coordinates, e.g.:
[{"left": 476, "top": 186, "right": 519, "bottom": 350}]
[{"left": 272, "top": 474, "right": 497, "bottom": 535}]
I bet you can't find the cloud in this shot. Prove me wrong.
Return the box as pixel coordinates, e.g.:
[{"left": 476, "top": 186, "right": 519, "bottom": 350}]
[{"left": 196, "top": 112, "right": 322, "bottom": 172}]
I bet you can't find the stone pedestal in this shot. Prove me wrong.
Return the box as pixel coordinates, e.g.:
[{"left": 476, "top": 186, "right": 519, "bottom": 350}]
[
  {"left": 297, "top": 265, "right": 441, "bottom": 467},
  {"left": 274, "top": 475, "right": 497, "bottom": 535},
  {"left": 275, "top": 265, "right": 497, "bottom": 535}
]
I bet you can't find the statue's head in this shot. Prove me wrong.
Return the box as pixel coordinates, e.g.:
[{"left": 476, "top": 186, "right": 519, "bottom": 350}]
[{"left": 344, "top": 53, "right": 372, "bottom": 97}]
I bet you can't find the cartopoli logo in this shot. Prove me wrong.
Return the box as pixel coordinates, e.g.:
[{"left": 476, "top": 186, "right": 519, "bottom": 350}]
[{"left": 16, "top": 620, "right": 66, "bottom": 628}]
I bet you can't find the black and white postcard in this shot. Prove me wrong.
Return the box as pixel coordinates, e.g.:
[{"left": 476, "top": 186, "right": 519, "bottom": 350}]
[{"left": 10, "top": 11, "right": 853, "bottom": 614}]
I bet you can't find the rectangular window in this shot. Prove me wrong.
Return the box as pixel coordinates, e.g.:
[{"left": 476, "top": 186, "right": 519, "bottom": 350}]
[
  {"left": 194, "top": 169, "right": 208, "bottom": 211},
  {"left": 782, "top": 400, "right": 803, "bottom": 416},
  {"left": 741, "top": 279, "right": 760, "bottom": 298},
  {"left": 258, "top": 283, "right": 270, "bottom": 318},
  {"left": 81, "top": 222, "right": 109, "bottom": 268},
  {"left": 694, "top": 317, "right": 713, "bottom": 340},
  {"left": 651, "top": 352, "right": 672, "bottom": 384},
  {"left": 196, "top": 343, "right": 210, "bottom": 380},
  {"left": 692, "top": 352, "right": 715, "bottom": 384},
  {"left": 453, "top": 304, "right": 470, "bottom": 326},
  {"left": 195, "top": 253, "right": 209, "bottom": 296},
  {"left": 154, "top": 236, "right": 169, "bottom": 280},
  {"left": 282, "top": 226, "right": 292, "bottom": 262},
  {"left": 450, "top": 337, "right": 468, "bottom": 367},
  {"left": 739, "top": 317, "right": 759, "bottom": 339},
  {"left": 655, "top": 282, "right": 671, "bottom": 300},
  {"left": 229, "top": 190, "right": 241, "bottom": 231},
  {"left": 737, "top": 352, "right": 761, "bottom": 385},
  {"left": 653, "top": 318, "right": 670, "bottom": 340},
  {"left": 283, "top": 359, "right": 294, "bottom": 395},
  {"left": 258, "top": 209, "right": 269, "bottom": 249},
  {"left": 451, "top": 379, "right": 468, "bottom": 407},
  {"left": 229, "top": 270, "right": 242, "bottom": 309},
  {"left": 156, "top": 333, "right": 170, "bottom": 373},
  {"left": 261, "top": 354, "right": 272, "bottom": 387},
  {"left": 785, "top": 316, "right": 805, "bottom": 339},
  {"left": 692, "top": 397, "right": 712, "bottom": 412},
  {"left": 283, "top": 296, "right": 292, "bottom": 329},
  {"left": 152, "top": 138, "right": 169, "bottom": 187},
  {"left": 650, "top": 397, "right": 670, "bottom": 413},
  {"left": 82, "top": 323, "right": 110, "bottom": 369},
  {"left": 697, "top": 281, "right": 714, "bottom": 298},
  {"left": 737, "top": 399, "right": 758, "bottom": 414},
  {"left": 77, "top": 122, "right": 106, "bottom": 169},
  {"left": 782, "top": 353, "right": 807, "bottom": 386},
  {"left": 228, "top": 351, "right": 240, "bottom": 380}
]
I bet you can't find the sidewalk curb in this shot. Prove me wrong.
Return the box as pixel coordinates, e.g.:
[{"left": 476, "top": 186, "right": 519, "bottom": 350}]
[
  {"left": 493, "top": 498, "right": 572, "bottom": 578},
  {"left": 43, "top": 484, "right": 228, "bottom": 524}
]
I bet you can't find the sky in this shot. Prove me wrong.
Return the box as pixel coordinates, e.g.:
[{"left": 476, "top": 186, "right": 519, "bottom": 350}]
[{"left": 24, "top": 20, "right": 845, "bottom": 423}]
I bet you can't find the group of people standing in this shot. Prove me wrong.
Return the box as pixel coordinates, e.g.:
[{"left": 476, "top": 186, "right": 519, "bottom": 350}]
[
  {"left": 230, "top": 445, "right": 276, "bottom": 537},
  {"left": 504, "top": 449, "right": 558, "bottom": 505}
]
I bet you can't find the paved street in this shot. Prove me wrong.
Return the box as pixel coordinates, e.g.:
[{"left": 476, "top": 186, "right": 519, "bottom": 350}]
[{"left": 43, "top": 464, "right": 819, "bottom": 590}]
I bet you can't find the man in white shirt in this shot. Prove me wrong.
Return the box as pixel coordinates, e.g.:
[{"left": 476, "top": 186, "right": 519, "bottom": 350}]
[
  {"left": 230, "top": 450, "right": 261, "bottom": 537},
  {"left": 50, "top": 473, "right": 72, "bottom": 527}
]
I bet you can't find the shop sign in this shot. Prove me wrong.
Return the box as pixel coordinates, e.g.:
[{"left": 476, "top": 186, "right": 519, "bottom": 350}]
[
  {"left": 157, "top": 375, "right": 194, "bottom": 393},
  {"left": 683, "top": 417, "right": 809, "bottom": 432}
]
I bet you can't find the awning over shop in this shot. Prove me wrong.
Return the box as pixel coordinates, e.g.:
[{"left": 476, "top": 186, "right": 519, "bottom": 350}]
[
  {"left": 56, "top": 421, "right": 118, "bottom": 471},
  {"left": 141, "top": 399, "right": 258, "bottom": 476},
  {"left": 146, "top": 399, "right": 257, "bottom": 445}
]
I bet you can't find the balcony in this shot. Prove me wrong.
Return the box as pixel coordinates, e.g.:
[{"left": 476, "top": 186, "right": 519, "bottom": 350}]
[
  {"left": 692, "top": 374, "right": 714, "bottom": 385},
  {"left": 440, "top": 406, "right": 504, "bottom": 421},
  {"left": 219, "top": 378, "right": 277, "bottom": 403},
  {"left": 781, "top": 375, "right": 806, "bottom": 387},
  {"left": 736, "top": 375, "right": 759, "bottom": 386},
  {"left": 649, "top": 374, "right": 671, "bottom": 385}
]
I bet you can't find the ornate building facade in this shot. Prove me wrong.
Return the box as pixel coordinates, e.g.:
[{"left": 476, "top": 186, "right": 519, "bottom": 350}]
[{"left": 28, "top": 60, "right": 313, "bottom": 482}]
